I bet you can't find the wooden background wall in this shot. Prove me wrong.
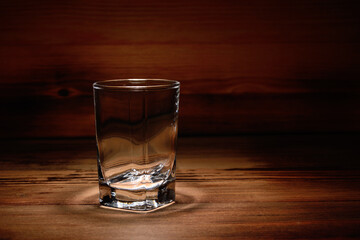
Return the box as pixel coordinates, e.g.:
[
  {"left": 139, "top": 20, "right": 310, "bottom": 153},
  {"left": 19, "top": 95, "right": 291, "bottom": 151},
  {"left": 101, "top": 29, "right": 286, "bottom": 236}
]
[{"left": 1, "top": 0, "right": 360, "bottom": 138}]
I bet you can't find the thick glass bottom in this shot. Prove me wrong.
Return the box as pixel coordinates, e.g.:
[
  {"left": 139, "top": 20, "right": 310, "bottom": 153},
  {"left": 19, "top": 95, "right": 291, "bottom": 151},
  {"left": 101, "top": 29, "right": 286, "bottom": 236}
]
[{"left": 98, "top": 180, "right": 175, "bottom": 212}]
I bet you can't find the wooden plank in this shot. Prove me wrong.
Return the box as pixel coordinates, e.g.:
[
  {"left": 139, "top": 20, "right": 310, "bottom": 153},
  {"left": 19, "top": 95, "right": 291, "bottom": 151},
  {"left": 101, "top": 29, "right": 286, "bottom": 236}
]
[
  {"left": 1, "top": 203, "right": 359, "bottom": 240},
  {"left": 1, "top": 92, "right": 360, "bottom": 137},
  {"left": 1, "top": 0, "right": 359, "bottom": 45},
  {"left": 0, "top": 136, "right": 360, "bottom": 239},
  {"left": 1, "top": 135, "right": 359, "bottom": 170},
  {"left": 1, "top": 170, "right": 360, "bottom": 205},
  {"left": 1, "top": 44, "right": 360, "bottom": 89}
]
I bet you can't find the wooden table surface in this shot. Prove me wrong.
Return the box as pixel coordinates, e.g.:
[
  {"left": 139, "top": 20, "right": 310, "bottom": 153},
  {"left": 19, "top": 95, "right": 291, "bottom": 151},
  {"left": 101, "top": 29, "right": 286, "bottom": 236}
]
[{"left": 1, "top": 135, "right": 360, "bottom": 239}]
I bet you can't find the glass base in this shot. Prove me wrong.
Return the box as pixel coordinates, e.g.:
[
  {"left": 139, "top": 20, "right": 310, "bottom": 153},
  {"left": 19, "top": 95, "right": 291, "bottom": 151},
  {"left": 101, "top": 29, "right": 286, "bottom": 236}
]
[{"left": 98, "top": 180, "right": 175, "bottom": 212}]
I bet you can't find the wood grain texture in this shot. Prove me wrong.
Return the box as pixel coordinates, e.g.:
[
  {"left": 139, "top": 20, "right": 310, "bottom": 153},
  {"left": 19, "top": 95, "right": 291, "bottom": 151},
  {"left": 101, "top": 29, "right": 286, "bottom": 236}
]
[
  {"left": 1, "top": 0, "right": 360, "bottom": 137},
  {"left": 2, "top": 93, "right": 360, "bottom": 137},
  {"left": 0, "top": 135, "right": 360, "bottom": 239}
]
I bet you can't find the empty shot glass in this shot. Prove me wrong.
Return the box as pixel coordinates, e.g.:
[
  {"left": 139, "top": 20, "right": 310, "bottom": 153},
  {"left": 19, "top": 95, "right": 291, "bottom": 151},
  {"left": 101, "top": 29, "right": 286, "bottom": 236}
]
[{"left": 93, "top": 79, "right": 180, "bottom": 212}]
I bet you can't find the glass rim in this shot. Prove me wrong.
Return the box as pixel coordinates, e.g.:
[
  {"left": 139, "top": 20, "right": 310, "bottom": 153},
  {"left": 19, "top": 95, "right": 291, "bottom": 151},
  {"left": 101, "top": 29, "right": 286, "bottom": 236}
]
[{"left": 93, "top": 79, "right": 180, "bottom": 91}]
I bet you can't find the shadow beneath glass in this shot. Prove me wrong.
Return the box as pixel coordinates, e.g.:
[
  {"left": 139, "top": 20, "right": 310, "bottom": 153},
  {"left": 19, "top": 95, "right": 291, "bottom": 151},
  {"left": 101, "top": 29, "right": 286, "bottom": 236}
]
[{"left": 62, "top": 185, "right": 202, "bottom": 223}]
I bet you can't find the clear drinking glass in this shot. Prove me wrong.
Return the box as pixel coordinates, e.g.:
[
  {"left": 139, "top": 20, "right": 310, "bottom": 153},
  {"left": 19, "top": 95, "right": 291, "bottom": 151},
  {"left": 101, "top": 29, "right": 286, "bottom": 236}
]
[{"left": 93, "top": 79, "right": 180, "bottom": 212}]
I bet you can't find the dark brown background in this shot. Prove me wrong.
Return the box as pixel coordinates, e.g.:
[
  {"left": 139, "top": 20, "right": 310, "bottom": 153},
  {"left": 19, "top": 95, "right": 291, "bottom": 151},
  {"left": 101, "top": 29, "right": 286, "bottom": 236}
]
[{"left": 1, "top": 0, "right": 360, "bottom": 138}]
